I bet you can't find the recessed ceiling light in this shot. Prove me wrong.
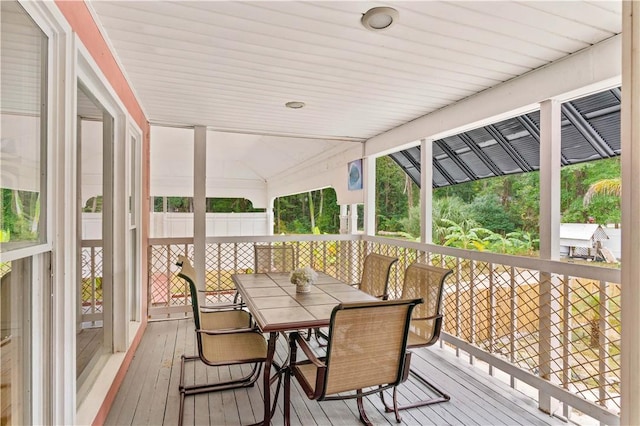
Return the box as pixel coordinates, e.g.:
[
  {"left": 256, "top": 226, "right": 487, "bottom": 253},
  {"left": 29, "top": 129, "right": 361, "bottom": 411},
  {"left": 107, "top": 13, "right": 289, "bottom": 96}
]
[
  {"left": 361, "top": 7, "right": 399, "bottom": 31},
  {"left": 285, "top": 101, "right": 305, "bottom": 109}
]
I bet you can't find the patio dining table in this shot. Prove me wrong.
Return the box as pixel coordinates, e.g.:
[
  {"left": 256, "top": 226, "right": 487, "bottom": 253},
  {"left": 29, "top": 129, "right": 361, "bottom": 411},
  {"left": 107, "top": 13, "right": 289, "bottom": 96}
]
[{"left": 231, "top": 271, "right": 378, "bottom": 425}]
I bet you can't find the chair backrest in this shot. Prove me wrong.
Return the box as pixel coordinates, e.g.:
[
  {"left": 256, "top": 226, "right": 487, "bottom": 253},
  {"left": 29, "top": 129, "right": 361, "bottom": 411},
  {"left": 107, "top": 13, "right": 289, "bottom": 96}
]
[
  {"left": 359, "top": 253, "right": 398, "bottom": 299},
  {"left": 401, "top": 263, "right": 452, "bottom": 346},
  {"left": 254, "top": 244, "right": 295, "bottom": 273},
  {"left": 322, "top": 298, "right": 422, "bottom": 398},
  {"left": 176, "top": 255, "right": 201, "bottom": 330}
]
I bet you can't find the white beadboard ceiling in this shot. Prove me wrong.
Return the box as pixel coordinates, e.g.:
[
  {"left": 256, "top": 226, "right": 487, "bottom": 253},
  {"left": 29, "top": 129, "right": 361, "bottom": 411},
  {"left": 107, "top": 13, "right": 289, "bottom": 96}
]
[
  {"left": 90, "top": 1, "right": 621, "bottom": 142},
  {"left": 84, "top": 1, "right": 622, "bottom": 199}
]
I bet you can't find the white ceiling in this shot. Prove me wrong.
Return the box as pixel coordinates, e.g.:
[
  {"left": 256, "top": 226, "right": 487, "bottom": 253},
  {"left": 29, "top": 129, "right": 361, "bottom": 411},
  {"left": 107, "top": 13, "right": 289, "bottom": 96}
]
[{"left": 90, "top": 1, "right": 621, "bottom": 142}]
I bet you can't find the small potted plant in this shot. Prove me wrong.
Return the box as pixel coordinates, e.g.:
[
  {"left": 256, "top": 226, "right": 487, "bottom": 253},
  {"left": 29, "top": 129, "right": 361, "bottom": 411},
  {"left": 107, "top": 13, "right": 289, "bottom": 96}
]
[{"left": 290, "top": 266, "right": 318, "bottom": 293}]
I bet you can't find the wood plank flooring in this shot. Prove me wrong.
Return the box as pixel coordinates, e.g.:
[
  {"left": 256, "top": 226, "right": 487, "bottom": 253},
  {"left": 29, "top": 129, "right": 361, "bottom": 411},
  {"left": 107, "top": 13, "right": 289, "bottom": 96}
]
[{"left": 105, "top": 320, "right": 564, "bottom": 426}]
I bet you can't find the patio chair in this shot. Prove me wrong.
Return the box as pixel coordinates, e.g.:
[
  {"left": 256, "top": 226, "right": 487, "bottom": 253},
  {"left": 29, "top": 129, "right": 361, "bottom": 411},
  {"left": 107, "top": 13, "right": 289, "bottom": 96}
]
[
  {"left": 286, "top": 298, "right": 422, "bottom": 425},
  {"left": 233, "top": 244, "right": 296, "bottom": 304},
  {"left": 380, "top": 262, "right": 452, "bottom": 413},
  {"left": 357, "top": 252, "right": 398, "bottom": 300},
  {"left": 176, "top": 256, "right": 269, "bottom": 426},
  {"left": 176, "top": 255, "right": 250, "bottom": 323},
  {"left": 312, "top": 252, "right": 398, "bottom": 344},
  {"left": 254, "top": 244, "right": 296, "bottom": 273}
]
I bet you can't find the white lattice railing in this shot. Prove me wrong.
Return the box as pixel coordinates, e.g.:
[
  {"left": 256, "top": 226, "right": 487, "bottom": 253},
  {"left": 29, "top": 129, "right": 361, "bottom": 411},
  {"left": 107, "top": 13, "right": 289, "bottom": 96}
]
[{"left": 146, "top": 234, "right": 620, "bottom": 425}]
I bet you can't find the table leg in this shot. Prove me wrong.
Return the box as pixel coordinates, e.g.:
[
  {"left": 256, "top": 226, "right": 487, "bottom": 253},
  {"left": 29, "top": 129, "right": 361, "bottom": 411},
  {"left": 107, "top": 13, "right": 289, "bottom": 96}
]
[
  {"left": 262, "top": 332, "right": 278, "bottom": 426},
  {"left": 284, "top": 363, "right": 291, "bottom": 426}
]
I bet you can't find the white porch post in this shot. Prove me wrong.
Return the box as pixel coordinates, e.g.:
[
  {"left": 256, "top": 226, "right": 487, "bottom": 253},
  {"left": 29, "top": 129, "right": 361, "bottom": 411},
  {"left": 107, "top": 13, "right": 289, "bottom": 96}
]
[
  {"left": 621, "top": 2, "right": 640, "bottom": 424},
  {"left": 538, "top": 99, "right": 562, "bottom": 415},
  {"left": 420, "top": 138, "right": 433, "bottom": 244},
  {"left": 266, "top": 198, "right": 275, "bottom": 236},
  {"left": 194, "top": 126, "right": 206, "bottom": 290},
  {"left": 349, "top": 204, "right": 358, "bottom": 234},
  {"left": 364, "top": 157, "right": 376, "bottom": 236},
  {"left": 339, "top": 204, "right": 348, "bottom": 234}
]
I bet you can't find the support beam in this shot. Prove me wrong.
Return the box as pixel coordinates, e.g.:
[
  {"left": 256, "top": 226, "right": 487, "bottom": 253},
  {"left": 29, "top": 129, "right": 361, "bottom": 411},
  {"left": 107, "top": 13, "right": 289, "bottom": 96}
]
[
  {"left": 420, "top": 139, "right": 433, "bottom": 244},
  {"left": 266, "top": 198, "right": 275, "bottom": 236},
  {"left": 194, "top": 126, "right": 206, "bottom": 291},
  {"left": 538, "top": 99, "right": 562, "bottom": 415},
  {"left": 349, "top": 204, "right": 358, "bottom": 234},
  {"left": 364, "top": 157, "right": 376, "bottom": 236},
  {"left": 539, "top": 99, "right": 561, "bottom": 261},
  {"left": 339, "top": 204, "right": 348, "bottom": 234},
  {"left": 621, "top": 2, "right": 640, "bottom": 424}
]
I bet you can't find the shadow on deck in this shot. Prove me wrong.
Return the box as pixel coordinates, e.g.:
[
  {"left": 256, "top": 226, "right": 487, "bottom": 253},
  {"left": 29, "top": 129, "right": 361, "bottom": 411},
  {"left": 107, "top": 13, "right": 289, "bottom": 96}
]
[{"left": 105, "top": 319, "right": 562, "bottom": 425}]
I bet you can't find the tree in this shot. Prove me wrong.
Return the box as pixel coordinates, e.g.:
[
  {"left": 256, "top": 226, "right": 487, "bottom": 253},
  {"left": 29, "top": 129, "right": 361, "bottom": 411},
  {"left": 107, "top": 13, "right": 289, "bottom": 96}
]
[
  {"left": 468, "top": 194, "right": 518, "bottom": 235},
  {"left": 583, "top": 178, "right": 621, "bottom": 206},
  {"left": 441, "top": 218, "right": 490, "bottom": 250}
]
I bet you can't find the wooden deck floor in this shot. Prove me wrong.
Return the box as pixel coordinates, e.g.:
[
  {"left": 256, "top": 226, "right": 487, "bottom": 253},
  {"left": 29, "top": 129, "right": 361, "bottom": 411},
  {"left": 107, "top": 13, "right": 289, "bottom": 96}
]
[{"left": 105, "top": 319, "right": 563, "bottom": 426}]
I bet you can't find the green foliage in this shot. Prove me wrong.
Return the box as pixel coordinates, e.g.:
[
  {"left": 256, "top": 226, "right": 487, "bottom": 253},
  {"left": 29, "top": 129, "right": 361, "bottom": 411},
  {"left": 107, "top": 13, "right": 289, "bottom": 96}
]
[
  {"left": 1, "top": 188, "right": 40, "bottom": 242},
  {"left": 206, "top": 198, "right": 265, "bottom": 213},
  {"left": 275, "top": 188, "right": 339, "bottom": 234},
  {"left": 468, "top": 194, "right": 518, "bottom": 234},
  {"left": 376, "top": 157, "right": 418, "bottom": 233}
]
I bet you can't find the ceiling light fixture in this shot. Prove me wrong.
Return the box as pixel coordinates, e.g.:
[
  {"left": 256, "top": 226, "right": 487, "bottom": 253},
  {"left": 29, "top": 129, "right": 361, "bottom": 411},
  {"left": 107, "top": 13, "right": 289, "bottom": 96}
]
[
  {"left": 361, "top": 7, "right": 399, "bottom": 31},
  {"left": 285, "top": 101, "right": 305, "bottom": 109}
]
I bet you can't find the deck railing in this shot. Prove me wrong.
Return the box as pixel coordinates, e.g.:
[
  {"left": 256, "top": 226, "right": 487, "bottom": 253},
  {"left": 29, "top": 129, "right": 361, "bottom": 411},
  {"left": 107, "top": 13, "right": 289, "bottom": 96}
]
[
  {"left": 81, "top": 239, "right": 103, "bottom": 324},
  {"left": 147, "top": 234, "right": 620, "bottom": 425}
]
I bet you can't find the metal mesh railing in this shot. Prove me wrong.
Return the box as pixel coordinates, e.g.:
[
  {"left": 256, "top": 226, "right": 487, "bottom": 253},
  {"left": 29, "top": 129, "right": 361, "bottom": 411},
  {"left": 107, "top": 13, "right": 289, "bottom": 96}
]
[
  {"left": 146, "top": 235, "right": 620, "bottom": 423},
  {"left": 81, "top": 240, "right": 103, "bottom": 323},
  {"left": 148, "top": 237, "right": 364, "bottom": 317}
]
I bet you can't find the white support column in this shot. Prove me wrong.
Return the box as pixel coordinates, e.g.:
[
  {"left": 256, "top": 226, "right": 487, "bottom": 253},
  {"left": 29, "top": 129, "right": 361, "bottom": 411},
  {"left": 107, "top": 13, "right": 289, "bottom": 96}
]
[
  {"left": 538, "top": 99, "right": 562, "bottom": 415},
  {"left": 349, "top": 204, "right": 358, "bottom": 234},
  {"left": 539, "top": 99, "right": 561, "bottom": 260},
  {"left": 266, "top": 198, "right": 275, "bottom": 236},
  {"left": 194, "top": 126, "right": 207, "bottom": 291},
  {"left": 364, "top": 157, "right": 376, "bottom": 236},
  {"left": 621, "top": 2, "right": 640, "bottom": 424},
  {"left": 420, "top": 139, "right": 433, "bottom": 244},
  {"left": 339, "top": 204, "right": 348, "bottom": 234}
]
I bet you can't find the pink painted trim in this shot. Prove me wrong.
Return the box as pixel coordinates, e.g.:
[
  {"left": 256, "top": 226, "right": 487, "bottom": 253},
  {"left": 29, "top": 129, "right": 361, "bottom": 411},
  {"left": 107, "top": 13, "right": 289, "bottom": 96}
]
[{"left": 55, "top": 1, "right": 147, "bottom": 131}]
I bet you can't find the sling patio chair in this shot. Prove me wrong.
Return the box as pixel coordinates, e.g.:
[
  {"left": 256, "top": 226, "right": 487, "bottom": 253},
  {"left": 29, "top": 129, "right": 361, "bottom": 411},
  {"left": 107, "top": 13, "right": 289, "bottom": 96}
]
[
  {"left": 311, "top": 252, "right": 399, "bottom": 344},
  {"left": 285, "top": 298, "right": 423, "bottom": 426},
  {"left": 380, "top": 262, "right": 453, "bottom": 414},
  {"left": 233, "top": 244, "right": 296, "bottom": 304},
  {"left": 357, "top": 252, "right": 399, "bottom": 300},
  {"left": 176, "top": 255, "right": 272, "bottom": 426},
  {"left": 254, "top": 244, "right": 296, "bottom": 273}
]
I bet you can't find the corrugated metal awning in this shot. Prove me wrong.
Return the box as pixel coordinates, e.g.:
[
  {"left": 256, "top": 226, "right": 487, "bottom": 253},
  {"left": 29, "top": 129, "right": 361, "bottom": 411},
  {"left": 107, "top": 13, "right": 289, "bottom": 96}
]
[{"left": 390, "top": 87, "right": 621, "bottom": 188}]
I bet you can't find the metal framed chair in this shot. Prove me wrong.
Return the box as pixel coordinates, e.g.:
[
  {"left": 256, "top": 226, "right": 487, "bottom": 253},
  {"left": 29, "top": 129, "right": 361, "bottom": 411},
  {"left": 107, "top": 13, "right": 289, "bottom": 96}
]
[
  {"left": 286, "top": 298, "right": 423, "bottom": 426},
  {"left": 357, "top": 253, "right": 398, "bottom": 300},
  {"left": 233, "top": 244, "right": 296, "bottom": 304},
  {"left": 312, "top": 252, "right": 398, "bottom": 344},
  {"left": 254, "top": 244, "right": 296, "bottom": 273},
  {"left": 176, "top": 255, "right": 269, "bottom": 426},
  {"left": 380, "top": 262, "right": 453, "bottom": 414}
]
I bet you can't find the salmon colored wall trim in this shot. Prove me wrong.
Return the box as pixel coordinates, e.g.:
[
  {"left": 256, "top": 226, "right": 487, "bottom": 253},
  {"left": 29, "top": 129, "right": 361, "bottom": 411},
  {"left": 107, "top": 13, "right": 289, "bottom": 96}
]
[
  {"left": 91, "top": 319, "right": 148, "bottom": 426},
  {"left": 54, "top": 1, "right": 147, "bottom": 131}
]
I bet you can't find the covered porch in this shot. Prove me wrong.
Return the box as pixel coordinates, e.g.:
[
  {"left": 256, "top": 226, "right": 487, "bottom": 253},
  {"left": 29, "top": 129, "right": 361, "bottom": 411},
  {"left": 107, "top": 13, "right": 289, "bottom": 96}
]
[{"left": 4, "top": 2, "right": 640, "bottom": 426}]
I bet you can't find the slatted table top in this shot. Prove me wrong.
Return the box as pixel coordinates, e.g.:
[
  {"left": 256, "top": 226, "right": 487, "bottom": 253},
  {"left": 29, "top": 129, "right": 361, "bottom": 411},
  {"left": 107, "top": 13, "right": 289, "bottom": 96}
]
[{"left": 232, "top": 272, "right": 377, "bottom": 333}]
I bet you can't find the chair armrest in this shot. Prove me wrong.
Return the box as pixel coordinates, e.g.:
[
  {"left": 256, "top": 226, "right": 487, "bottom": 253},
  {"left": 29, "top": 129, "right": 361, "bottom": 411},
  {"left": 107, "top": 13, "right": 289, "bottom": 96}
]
[
  {"left": 412, "top": 314, "right": 442, "bottom": 321},
  {"left": 197, "top": 327, "right": 257, "bottom": 335},
  {"left": 292, "top": 332, "right": 326, "bottom": 369},
  {"left": 200, "top": 302, "right": 246, "bottom": 312}
]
